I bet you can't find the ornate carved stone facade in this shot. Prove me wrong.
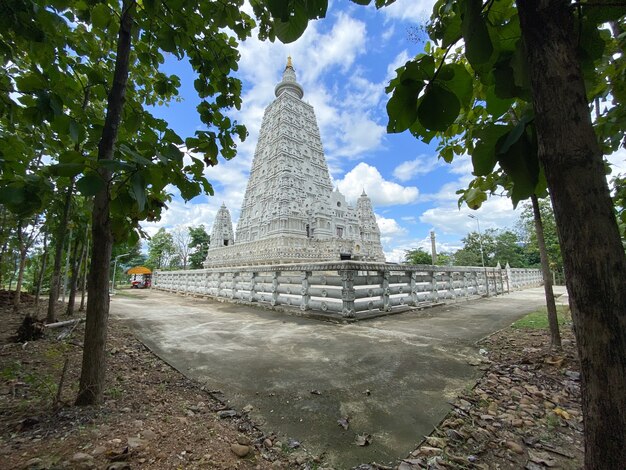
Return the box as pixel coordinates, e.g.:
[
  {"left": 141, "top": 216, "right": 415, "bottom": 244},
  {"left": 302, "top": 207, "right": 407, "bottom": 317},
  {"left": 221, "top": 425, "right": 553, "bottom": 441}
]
[
  {"left": 204, "top": 59, "right": 385, "bottom": 268},
  {"left": 209, "top": 203, "right": 235, "bottom": 249}
]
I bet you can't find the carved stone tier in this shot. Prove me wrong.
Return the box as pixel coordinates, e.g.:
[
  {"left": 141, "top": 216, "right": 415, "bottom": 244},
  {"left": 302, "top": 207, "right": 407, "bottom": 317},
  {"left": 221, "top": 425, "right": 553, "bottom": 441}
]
[{"left": 204, "top": 236, "right": 385, "bottom": 268}]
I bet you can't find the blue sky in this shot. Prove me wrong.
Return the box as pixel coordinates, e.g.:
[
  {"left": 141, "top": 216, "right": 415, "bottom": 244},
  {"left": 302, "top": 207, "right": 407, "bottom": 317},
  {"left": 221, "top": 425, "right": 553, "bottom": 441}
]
[{"left": 143, "top": 0, "right": 626, "bottom": 262}]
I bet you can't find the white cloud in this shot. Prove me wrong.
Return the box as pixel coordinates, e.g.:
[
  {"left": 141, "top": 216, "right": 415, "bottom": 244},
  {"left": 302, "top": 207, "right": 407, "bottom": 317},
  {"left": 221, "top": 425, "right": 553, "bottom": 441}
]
[
  {"left": 336, "top": 162, "right": 419, "bottom": 206},
  {"left": 382, "top": 0, "right": 435, "bottom": 23},
  {"left": 385, "top": 49, "right": 410, "bottom": 83},
  {"left": 607, "top": 147, "right": 626, "bottom": 176},
  {"left": 376, "top": 214, "right": 407, "bottom": 237},
  {"left": 421, "top": 197, "right": 520, "bottom": 236},
  {"left": 142, "top": 200, "right": 218, "bottom": 238},
  {"left": 393, "top": 154, "right": 444, "bottom": 181}
]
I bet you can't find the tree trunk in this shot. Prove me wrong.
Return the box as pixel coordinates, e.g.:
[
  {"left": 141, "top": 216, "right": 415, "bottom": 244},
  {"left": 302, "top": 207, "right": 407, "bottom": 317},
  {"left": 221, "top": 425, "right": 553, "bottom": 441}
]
[
  {"left": 8, "top": 253, "right": 17, "bottom": 291},
  {"left": 531, "top": 194, "right": 561, "bottom": 350},
  {"left": 79, "top": 230, "right": 89, "bottom": 312},
  {"left": 0, "top": 206, "right": 7, "bottom": 287},
  {"left": 76, "top": 1, "right": 134, "bottom": 406},
  {"left": 518, "top": 1, "right": 626, "bottom": 466},
  {"left": 34, "top": 233, "right": 48, "bottom": 315},
  {"left": 62, "top": 227, "right": 73, "bottom": 304},
  {"left": 47, "top": 184, "right": 73, "bottom": 323},
  {"left": 13, "top": 247, "right": 27, "bottom": 313},
  {"left": 66, "top": 237, "right": 83, "bottom": 316}
]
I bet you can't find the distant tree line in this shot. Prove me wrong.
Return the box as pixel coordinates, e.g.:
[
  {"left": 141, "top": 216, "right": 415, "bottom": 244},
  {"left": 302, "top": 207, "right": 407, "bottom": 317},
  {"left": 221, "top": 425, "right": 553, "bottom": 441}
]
[{"left": 146, "top": 225, "right": 210, "bottom": 271}]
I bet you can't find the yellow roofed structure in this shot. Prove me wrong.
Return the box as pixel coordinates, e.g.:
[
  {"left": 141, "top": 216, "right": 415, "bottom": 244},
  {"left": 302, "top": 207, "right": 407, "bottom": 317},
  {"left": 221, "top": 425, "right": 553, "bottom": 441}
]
[{"left": 127, "top": 266, "right": 152, "bottom": 275}]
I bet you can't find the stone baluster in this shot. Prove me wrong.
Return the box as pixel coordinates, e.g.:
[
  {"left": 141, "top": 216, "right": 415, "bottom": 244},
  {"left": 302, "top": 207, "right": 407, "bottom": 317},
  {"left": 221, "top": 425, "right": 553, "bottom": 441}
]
[
  {"left": 409, "top": 271, "right": 418, "bottom": 306},
  {"left": 249, "top": 272, "right": 257, "bottom": 302},
  {"left": 231, "top": 271, "right": 238, "bottom": 299},
  {"left": 380, "top": 270, "right": 390, "bottom": 311},
  {"left": 448, "top": 271, "right": 456, "bottom": 300},
  {"left": 301, "top": 271, "right": 311, "bottom": 311},
  {"left": 431, "top": 269, "right": 439, "bottom": 302},
  {"left": 272, "top": 271, "right": 280, "bottom": 306},
  {"left": 340, "top": 269, "right": 356, "bottom": 317},
  {"left": 217, "top": 272, "right": 223, "bottom": 296},
  {"left": 462, "top": 271, "right": 469, "bottom": 298},
  {"left": 505, "top": 263, "right": 511, "bottom": 293}
]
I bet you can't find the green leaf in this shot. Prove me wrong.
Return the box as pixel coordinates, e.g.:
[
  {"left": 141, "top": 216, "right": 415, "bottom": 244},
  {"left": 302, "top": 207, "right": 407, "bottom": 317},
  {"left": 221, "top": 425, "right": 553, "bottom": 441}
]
[
  {"left": 464, "top": 187, "right": 488, "bottom": 209},
  {"left": 496, "top": 130, "right": 539, "bottom": 207},
  {"left": 472, "top": 125, "right": 509, "bottom": 176},
  {"left": 484, "top": 85, "right": 514, "bottom": 118},
  {"left": 267, "top": 0, "right": 291, "bottom": 20},
  {"left": 387, "top": 79, "right": 423, "bottom": 133},
  {"left": 91, "top": 4, "right": 110, "bottom": 30},
  {"left": 130, "top": 172, "right": 147, "bottom": 212},
  {"left": 401, "top": 56, "right": 436, "bottom": 82},
  {"left": 59, "top": 150, "right": 84, "bottom": 164},
  {"left": 15, "top": 73, "right": 47, "bottom": 93},
  {"left": 0, "top": 184, "right": 25, "bottom": 206},
  {"left": 98, "top": 160, "right": 134, "bottom": 172},
  {"left": 585, "top": 5, "right": 626, "bottom": 24},
  {"left": 438, "top": 63, "right": 473, "bottom": 108},
  {"left": 417, "top": 83, "right": 461, "bottom": 132},
  {"left": 49, "top": 163, "right": 84, "bottom": 177},
  {"left": 76, "top": 172, "right": 105, "bottom": 196},
  {"left": 498, "top": 114, "right": 532, "bottom": 155},
  {"left": 272, "top": 2, "right": 309, "bottom": 43},
  {"left": 304, "top": 0, "right": 328, "bottom": 18},
  {"left": 461, "top": 0, "right": 493, "bottom": 68},
  {"left": 69, "top": 119, "right": 80, "bottom": 144}
]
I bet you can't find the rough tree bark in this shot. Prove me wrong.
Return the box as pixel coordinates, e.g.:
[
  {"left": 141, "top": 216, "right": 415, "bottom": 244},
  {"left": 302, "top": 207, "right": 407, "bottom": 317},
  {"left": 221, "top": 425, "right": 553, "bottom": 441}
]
[
  {"left": 75, "top": 1, "right": 134, "bottom": 405},
  {"left": 13, "top": 222, "right": 27, "bottom": 313},
  {"left": 13, "top": 218, "right": 39, "bottom": 313},
  {"left": 518, "top": 0, "right": 626, "bottom": 466},
  {"left": 531, "top": 194, "right": 562, "bottom": 350},
  {"left": 66, "top": 237, "right": 83, "bottom": 316},
  {"left": 79, "top": 231, "right": 89, "bottom": 312},
  {"left": 34, "top": 232, "right": 48, "bottom": 313},
  {"left": 47, "top": 183, "right": 73, "bottom": 323},
  {"left": 0, "top": 206, "right": 7, "bottom": 287}
]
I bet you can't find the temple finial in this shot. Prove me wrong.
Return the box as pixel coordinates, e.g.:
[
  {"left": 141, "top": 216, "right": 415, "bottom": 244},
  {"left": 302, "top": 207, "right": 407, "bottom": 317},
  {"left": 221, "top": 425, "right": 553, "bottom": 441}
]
[{"left": 286, "top": 56, "right": 293, "bottom": 69}]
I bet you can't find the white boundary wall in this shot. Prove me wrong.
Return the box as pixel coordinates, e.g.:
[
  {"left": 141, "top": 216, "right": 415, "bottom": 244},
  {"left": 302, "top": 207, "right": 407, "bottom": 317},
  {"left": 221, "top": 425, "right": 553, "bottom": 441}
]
[{"left": 153, "top": 262, "right": 542, "bottom": 319}]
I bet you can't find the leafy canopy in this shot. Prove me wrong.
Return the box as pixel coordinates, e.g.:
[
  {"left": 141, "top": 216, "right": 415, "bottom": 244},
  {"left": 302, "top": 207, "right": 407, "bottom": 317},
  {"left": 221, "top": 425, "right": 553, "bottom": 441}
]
[{"left": 0, "top": 0, "right": 259, "bottom": 244}]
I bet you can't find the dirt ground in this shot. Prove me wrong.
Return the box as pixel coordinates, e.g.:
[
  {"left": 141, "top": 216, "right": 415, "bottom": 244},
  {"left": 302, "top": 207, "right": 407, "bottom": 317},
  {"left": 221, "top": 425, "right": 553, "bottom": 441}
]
[
  {"left": 0, "top": 290, "right": 583, "bottom": 470},
  {"left": 396, "top": 316, "right": 583, "bottom": 470}
]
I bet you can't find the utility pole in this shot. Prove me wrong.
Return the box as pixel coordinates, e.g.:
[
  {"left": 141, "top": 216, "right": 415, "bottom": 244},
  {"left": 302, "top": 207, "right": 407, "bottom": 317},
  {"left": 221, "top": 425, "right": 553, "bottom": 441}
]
[
  {"left": 430, "top": 230, "right": 437, "bottom": 265},
  {"left": 468, "top": 214, "right": 489, "bottom": 296},
  {"left": 111, "top": 253, "right": 130, "bottom": 294}
]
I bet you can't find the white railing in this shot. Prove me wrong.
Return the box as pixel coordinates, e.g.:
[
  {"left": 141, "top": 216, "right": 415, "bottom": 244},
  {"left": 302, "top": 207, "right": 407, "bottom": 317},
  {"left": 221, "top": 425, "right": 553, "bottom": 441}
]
[{"left": 153, "top": 262, "right": 542, "bottom": 319}]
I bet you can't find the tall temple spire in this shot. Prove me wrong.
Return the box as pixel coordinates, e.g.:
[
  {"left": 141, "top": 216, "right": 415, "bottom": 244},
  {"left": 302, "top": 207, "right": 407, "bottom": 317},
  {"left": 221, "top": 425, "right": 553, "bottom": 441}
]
[
  {"left": 275, "top": 56, "right": 304, "bottom": 99},
  {"left": 204, "top": 61, "right": 385, "bottom": 267}
]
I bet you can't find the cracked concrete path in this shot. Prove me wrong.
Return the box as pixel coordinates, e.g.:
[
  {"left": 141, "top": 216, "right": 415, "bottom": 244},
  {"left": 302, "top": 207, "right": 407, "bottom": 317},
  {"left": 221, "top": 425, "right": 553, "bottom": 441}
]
[{"left": 110, "top": 287, "right": 563, "bottom": 468}]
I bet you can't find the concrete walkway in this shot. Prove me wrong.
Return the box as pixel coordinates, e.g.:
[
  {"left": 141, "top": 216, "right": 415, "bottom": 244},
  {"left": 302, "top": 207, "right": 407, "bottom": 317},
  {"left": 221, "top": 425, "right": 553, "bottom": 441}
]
[{"left": 110, "top": 287, "right": 565, "bottom": 468}]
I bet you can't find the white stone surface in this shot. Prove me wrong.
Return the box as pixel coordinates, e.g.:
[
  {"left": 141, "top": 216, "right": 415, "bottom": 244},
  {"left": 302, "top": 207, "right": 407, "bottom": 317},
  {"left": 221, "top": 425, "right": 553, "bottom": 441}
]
[{"left": 205, "top": 60, "right": 384, "bottom": 268}]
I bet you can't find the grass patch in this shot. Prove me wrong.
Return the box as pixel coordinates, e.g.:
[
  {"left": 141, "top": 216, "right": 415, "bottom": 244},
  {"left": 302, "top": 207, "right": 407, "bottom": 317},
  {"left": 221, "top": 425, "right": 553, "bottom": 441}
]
[{"left": 512, "top": 305, "right": 570, "bottom": 329}]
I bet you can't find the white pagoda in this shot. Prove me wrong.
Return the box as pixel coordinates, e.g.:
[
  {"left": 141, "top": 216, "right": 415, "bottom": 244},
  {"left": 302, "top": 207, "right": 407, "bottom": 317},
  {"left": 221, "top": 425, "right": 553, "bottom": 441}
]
[{"left": 204, "top": 58, "right": 385, "bottom": 268}]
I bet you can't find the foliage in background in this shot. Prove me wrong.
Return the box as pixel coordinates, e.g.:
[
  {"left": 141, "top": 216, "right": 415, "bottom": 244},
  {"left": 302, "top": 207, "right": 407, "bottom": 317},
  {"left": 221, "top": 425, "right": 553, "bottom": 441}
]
[{"left": 188, "top": 225, "right": 210, "bottom": 269}]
